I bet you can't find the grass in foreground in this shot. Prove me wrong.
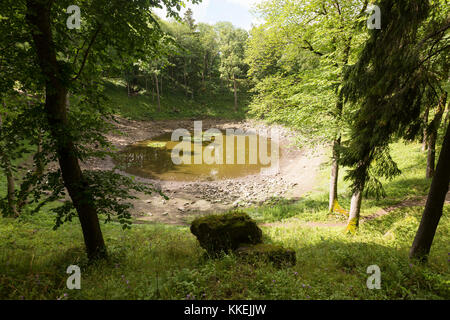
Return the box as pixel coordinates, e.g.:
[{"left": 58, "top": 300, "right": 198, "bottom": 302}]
[{"left": 0, "top": 205, "right": 448, "bottom": 300}]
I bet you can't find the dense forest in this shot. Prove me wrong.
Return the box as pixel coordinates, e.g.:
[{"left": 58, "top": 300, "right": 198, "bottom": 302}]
[{"left": 0, "top": 0, "right": 449, "bottom": 302}]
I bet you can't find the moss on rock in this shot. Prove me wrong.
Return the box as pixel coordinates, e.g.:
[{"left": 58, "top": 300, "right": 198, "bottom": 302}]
[{"left": 190, "top": 211, "right": 263, "bottom": 255}]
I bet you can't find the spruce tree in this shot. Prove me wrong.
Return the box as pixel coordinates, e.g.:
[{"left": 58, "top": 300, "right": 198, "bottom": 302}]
[{"left": 341, "top": 0, "right": 450, "bottom": 258}]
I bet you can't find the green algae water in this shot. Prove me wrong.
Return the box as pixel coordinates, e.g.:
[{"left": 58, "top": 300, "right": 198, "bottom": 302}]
[{"left": 114, "top": 131, "right": 280, "bottom": 181}]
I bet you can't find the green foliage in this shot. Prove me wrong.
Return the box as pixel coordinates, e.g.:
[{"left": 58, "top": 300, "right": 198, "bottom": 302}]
[
  {"left": 246, "top": 0, "right": 369, "bottom": 145},
  {"left": 0, "top": 0, "right": 202, "bottom": 231},
  {"left": 29, "top": 170, "right": 165, "bottom": 230},
  {"left": 341, "top": 0, "right": 449, "bottom": 191},
  {"left": 216, "top": 22, "right": 249, "bottom": 81}
]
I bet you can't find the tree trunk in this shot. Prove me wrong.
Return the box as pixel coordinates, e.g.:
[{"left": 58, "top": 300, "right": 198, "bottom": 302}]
[
  {"left": 184, "top": 62, "right": 188, "bottom": 97},
  {"left": 347, "top": 187, "right": 364, "bottom": 232},
  {"left": 233, "top": 76, "right": 238, "bottom": 112},
  {"left": 426, "top": 93, "right": 447, "bottom": 178},
  {"left": 410, "top": 119, "right": 450, "bottom": 262},
  {"left": 202, "top": 54, "right": 207, "bottom": 88},
  {"left": 160, "top": 74, "right": 163, "bottom": 97},
  {"left": 443, "top": 101, "right": 450, "bottom": 129},
  {"left": 426, "top": 134, "right": 437, "bottom": 179},
  {"left": 329, "top": 137, "right": 341, "bottom": 212},
  {"left": 0, "top": 111, "right": 18, "bottom": 217},
  {"left": 17, "top": 128, "right": 44, "bottom": 211},
  {"left": 26, "top": 0, "right": 107, "bottom": 260},
  {"left": 422, "top": 105, "right": 430, "bottom": 151},
  {"left": 6, "top": 165, "right": 18, "bottom": 218},
  {"left": 154, "top": 73, "right": 161, "bottom": 112},
  {"left": 152, "top": 76, "right": 155, "bottom": 101}
]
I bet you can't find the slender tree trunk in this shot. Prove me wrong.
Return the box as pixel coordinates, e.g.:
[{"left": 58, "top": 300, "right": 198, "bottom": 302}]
[
  {"left": 16, "top": 94, "right": 45, "bottom": 211},
  {"left": 202, "top": 54, "right": 207, "bottom": 88},
  {"left": 410, "top": 119, "right": 450, "bottom": 262},
  {"left": 35, "top": 129, "right": 44, "bottom": 175},
  {"left": 0, "top": 112, "right": 18, "bottom": 217},
  {"left": 233, "top": 75, "right": 238, "bottom": 112},
  {"left": 152, "top": 76, "right": 155, "bottom": 101},
  {"left": 329, "top": 92, "right": 345, "bottom": 213},
  {"left": 154, "top": 73, "right": 161, "bottom": 112},
  {"left": 184, "top": 61, "right": 188, "bottom": 97},
  {"left": 17, "top": 129, "right": 44, "bottom": 211},
  {"left": 426, "top": 134, "right": 437, "bottom": 178},
  {"left": 422, "top": 105, "right": 430, "bottom": 151},
  {"left": 160, "top": 74, "right": 163, "bottom": 97},
  {"left": 443, "top": 102, "right": 450, "bottom": 129},
  {"left": 65, "top": 92, "right": 70, "bottom": 111},
  {"left": 328, "top": 38, "right": 350, "bottom": 213},
  {"left": 426, "top": 93, "right": 447, "bottom": 178},
  {"left": 329, "top": 137, "right": 341, "bottom": 212},
  {"left": 5, "top": 164, "right": 18, "bottom": 217},
  {"left": 26, "top": 0, "right": 107, "bottom": 260}
]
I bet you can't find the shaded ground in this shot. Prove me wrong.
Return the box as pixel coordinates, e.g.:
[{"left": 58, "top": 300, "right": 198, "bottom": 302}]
[{"left": 84, "top": 117, "right": 327, "bottom": 225}]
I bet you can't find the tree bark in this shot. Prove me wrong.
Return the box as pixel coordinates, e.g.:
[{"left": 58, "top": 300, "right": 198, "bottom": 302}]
[
  {"left": 410, "top": 119, "right": 450, "bottom": 262},
  {"left": 5, "top": 164, "right": 18, "bottom": 218},
  {"left": 329, "top": 88, "right": 345, "bottom": 212},
  {"left": 17, "top": 128, "right": 44, "bottom": 211},
  {"left": 426, "top": 93, "right": 447, "bottom": 178},
  {"left": 184, "top": 62, "right": 188, "bottom": 97},
  {"left": 0, "top": 110, "right": 19, "bottom": 217},
  {"left": 26, "top": 0, "right": 106, "bottom": 260},
  {"left": 154, "top": 73, "right": 161, "bottom": 112},
  {"left": 443, "top": 101, "right": 450, "bottom": 129},
  {"left": 202, "top": 53, "right": 207, "bottom": 88},
  {"left": 152, "top": 76, "right": 155, "bottom": 101},
  {"left": 426, "top": 133, "right": 437, "bottom": 178},
  {"left": 233, "top": 75, "right": 238, "bottom": 112},
  {"left": 422, "top": 105, "right": 430, "bottom": 151},
  {"left": 347, "top": 186, "right": 364, "bottom": 231},
  {"left": 329, "top": 137, "right": 341, "bottom": 212}
]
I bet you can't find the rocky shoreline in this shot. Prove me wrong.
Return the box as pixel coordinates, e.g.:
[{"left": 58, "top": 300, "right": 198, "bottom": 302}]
[{"left": 83, "top": 117, "right": 327, "bottom": 225}]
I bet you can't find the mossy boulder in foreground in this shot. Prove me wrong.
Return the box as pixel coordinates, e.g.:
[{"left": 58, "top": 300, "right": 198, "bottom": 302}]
[
  {"left": 236, "top": 244, "right": 297, "bottom": 267},
  {"left": 190, "top": 211, "right": 263, "bottom": 255}
]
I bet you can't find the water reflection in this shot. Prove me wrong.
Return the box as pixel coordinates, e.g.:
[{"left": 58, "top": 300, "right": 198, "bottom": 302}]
[{"left": 114, "top": 131, "right": 280, "bottom": 181}]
